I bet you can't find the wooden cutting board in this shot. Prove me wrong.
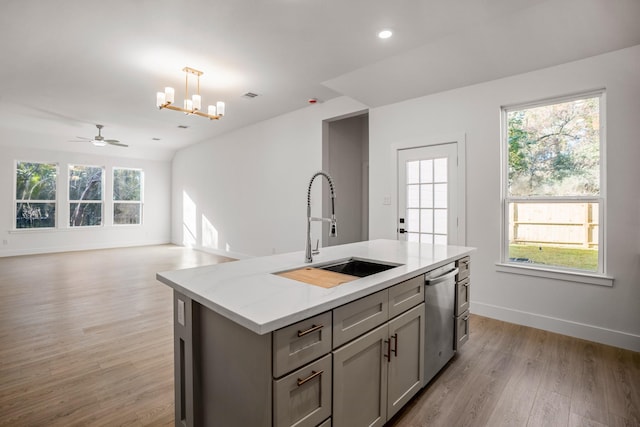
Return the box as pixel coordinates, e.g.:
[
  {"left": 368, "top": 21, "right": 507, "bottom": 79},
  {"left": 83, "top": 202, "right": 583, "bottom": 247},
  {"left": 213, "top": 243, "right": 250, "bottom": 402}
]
[{"left": 276, "top": 267, "right": 358, "bottom": 288}]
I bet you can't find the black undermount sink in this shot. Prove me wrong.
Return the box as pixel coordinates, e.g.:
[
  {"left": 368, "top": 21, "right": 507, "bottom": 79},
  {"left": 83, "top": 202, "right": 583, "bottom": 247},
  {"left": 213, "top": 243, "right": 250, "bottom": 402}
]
[{"left": 319, "top": 259, "right": 401, "bottom": 278}]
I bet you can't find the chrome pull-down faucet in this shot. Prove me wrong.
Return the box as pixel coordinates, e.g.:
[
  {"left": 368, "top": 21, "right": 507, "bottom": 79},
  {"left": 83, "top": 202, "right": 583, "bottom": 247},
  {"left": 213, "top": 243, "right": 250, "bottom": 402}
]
[{"left": 305, "top": 171, "right": 337, "bottom": 263}]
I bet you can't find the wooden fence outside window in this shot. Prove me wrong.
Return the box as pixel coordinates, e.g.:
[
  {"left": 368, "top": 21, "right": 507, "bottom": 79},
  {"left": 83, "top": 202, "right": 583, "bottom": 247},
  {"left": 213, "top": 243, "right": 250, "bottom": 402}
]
[{"left": 508, "top": 202, "right": 599, "bottom": 249}]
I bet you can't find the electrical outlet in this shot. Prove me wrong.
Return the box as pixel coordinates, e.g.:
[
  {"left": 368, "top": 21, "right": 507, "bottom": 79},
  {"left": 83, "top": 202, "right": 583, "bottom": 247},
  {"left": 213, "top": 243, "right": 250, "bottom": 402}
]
[{"left": 383, "top": 196, "right": 391, "bottom": 205}]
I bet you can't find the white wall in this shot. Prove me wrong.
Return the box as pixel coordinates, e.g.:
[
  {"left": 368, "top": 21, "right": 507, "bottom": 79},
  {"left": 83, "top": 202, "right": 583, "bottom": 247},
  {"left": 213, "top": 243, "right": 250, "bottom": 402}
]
[
  {"left": 369, "top": 45, "right": 640, "bottom": 351},
  {"left": 0, "top": 145, "right": 171, "bottom": 256},
  {"left": 171, "top": 97, "right": 368, "bottom": 258}
]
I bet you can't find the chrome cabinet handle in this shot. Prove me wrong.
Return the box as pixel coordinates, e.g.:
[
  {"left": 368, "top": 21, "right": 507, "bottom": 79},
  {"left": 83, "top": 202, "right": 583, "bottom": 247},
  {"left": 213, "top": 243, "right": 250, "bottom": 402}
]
[
  {"left": 297, "top": 324, "right": 323, "bottom": 337},
  {"left": 297, "top": 370, "right": 323, "bottom": 386}
]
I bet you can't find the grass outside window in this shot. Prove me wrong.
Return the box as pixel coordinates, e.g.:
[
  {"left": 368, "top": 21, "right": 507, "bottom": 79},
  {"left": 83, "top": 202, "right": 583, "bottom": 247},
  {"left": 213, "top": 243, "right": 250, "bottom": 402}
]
[{"left": 509, "top": 244, "right": 598, "bottom": 272}]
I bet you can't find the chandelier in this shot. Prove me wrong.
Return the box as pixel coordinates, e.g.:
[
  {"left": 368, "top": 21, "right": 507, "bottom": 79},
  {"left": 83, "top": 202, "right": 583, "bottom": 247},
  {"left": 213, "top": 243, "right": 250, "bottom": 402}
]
[{"left": 156, "top": 67, "right": 226, "bottom": 120}]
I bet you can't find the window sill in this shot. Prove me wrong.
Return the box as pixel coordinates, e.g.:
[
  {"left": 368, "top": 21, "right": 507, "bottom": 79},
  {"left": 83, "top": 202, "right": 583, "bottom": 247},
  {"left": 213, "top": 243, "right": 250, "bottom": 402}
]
[{"left": 495, "top": 262, "right": 614, "bottom": 287}]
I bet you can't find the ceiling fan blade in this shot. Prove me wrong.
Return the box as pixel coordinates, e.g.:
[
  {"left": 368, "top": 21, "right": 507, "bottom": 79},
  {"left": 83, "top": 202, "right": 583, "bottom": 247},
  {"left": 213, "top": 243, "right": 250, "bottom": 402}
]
[
  {"left": 74, "top": 136, "right": 92, "bottom": 141},
  {"left": 107, "top": 141, "right": 128, "bottom": 147}
]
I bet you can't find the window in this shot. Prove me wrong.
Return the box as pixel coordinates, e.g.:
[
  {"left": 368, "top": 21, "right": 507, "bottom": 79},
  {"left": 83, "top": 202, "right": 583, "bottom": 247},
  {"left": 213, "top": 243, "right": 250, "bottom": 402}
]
[
  {"left": 15, "top": 161, "right": 58, "bottom": 229},
  {"left": 405, "top": 157, "right": 449, "bottom": 245},
  {"left": 502, "top": 92, "right": 604, "bottom": 274},
  {"left": 69, "top": 164, "right": 104, "bottom": 227},
  {"left": 113, "top": 168, "right": 143, "bottom": 225}
]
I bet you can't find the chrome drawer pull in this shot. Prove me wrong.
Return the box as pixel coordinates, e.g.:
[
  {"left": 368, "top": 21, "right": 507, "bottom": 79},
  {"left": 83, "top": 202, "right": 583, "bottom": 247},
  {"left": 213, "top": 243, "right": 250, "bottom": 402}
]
[
  {"left": 297, "top": 370, "right": 323, "bottom": 386},
  {"left": 297, "top": 324, "right": 323, "bottom": 337}
]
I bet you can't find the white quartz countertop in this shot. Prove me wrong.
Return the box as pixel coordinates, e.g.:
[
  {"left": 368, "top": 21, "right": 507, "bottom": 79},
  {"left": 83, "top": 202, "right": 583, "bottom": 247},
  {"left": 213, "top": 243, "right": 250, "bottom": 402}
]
[{"left": 157, "top": 239, "right": 475, "bottom": 335}]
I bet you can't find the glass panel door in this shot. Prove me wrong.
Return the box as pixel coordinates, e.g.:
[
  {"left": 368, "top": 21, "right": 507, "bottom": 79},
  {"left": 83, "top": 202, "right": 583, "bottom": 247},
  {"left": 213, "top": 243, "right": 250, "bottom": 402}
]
[{"left": 398, "top": 143, "right": 458, "bottom": 245}]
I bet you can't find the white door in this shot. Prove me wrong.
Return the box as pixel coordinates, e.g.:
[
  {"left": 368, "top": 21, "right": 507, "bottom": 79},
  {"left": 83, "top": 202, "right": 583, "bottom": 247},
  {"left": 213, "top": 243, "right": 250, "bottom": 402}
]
[{"left": 398, "top": 143, "right": 460, "bottom": 245}]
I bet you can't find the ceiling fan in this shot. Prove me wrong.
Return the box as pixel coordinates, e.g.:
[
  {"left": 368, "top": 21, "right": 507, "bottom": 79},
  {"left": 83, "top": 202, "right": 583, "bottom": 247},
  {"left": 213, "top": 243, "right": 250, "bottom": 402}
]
[{"left": 70, "top": 124, "right": 128, "bottom": 147}]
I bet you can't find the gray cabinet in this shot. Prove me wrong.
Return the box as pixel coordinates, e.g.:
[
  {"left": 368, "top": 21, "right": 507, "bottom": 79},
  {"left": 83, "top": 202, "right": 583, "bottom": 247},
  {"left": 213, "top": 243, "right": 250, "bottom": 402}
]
[
  {"left": 387, "top": 304, "right": 425, "bottom": 419},
  {"left": 333, "top": 300, "right": 425, "bottom": 427},
  {"left": 171, "top": 268, "right": 459, "bottom": 426},
  {"left": 333, "top": 290, "right": 388, "bottom": 348},
  {"left": 454, "top": 256, "right": 471, "bottom": 350},
  {"left": 273, "top": 312, "right": 332, "bottom": 378},
  {"left": 333, "top": 323, "right": 388, "bottom": 427},
  {"left": 274, "top": 354, "right": 332, "bottom": 427},
  {"left": 273, "top": 313, "right": 333, "bottom": 427},
  {"left": 388, "top": 274, "right": 424, "bottom": 319}
]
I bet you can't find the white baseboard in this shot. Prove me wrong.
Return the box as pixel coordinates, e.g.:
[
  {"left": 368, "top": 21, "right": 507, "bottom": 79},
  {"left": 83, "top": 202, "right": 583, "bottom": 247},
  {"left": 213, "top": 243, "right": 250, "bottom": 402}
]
[
  {"left": 194, "top": 245, "right": 253, "bottom": 260},
  {"left": 472, "top": 301, "right": 640, "bottom": 352},
  {"left": 0, "top": 240, "right": 171, "bottom": 257}
]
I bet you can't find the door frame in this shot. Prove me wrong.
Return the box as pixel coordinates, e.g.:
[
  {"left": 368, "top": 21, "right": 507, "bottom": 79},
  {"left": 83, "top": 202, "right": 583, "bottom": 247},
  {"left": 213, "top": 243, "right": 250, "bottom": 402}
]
[{"left": 391, "top": 133, "right": 467, "bottom": 245}]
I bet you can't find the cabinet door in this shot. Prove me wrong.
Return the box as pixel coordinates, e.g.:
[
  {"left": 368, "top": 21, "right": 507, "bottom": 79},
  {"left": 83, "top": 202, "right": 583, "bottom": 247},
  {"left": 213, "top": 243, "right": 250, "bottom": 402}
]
[
  {"left": 388, "top": 275, "right": 424, "bottom": 319},
  {"left": 332, "top": 324, "right": 388, "bottom": 427},
  {"left": 273, "top": 354, "right": 332, "bottom": 427},
  {"left": 333, "top": 290, "right": 388, "bottom": 348},
  {"left": 387, "top": 303, "right": 425, "bottom": 419},
  {"left": 273, "top": 311, "right": 332, "bottom": 378},
  {"left": 455, "top": 277, "right": 470, "bottom": 316},
  {"left": 455, "top": 310, "right": 470, "bottom": 350},
  {"left": 456, "top": 256, "right": 470, "bottom": 280}
]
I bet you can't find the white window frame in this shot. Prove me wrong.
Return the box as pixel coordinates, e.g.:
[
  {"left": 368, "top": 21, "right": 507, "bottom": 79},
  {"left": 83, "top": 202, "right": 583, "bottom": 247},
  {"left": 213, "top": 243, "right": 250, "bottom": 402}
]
[
  {"left": 112, "top": 167, "right": 144, "bottom": 226},
  {"left": 13, "top": 160, "right": 59, "bottom": 230},
  {"left": 496, "top": 90, "right": 613, "bottom": 286},
  {"left": 68, "top": 164, "right": 105, "bottom": 228}
]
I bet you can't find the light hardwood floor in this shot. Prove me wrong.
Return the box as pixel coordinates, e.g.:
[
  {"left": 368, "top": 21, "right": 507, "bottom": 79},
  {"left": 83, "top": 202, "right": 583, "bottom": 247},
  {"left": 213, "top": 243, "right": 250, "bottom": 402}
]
[{"left": 1, "top": 245, "right": 638, "bottom": 426}]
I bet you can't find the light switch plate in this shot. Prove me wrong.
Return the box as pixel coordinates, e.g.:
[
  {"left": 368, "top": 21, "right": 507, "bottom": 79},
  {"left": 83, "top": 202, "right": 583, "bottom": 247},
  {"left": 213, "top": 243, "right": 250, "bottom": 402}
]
[{"left": 177, "top": 299, "right": 185, "bottom": 326}]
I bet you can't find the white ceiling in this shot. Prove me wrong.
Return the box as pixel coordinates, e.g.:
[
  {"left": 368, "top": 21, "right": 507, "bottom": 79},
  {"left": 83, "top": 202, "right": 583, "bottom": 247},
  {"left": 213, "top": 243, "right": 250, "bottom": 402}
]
[{"left": 1, "top": 0, "right": 639, "bottom": 161}]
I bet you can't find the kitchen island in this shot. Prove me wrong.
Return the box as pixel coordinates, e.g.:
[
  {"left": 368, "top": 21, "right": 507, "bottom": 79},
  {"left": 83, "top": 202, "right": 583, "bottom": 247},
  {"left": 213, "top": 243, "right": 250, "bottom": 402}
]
[{"left": 157, "top": 239, "right": 474, "bottom": 427}]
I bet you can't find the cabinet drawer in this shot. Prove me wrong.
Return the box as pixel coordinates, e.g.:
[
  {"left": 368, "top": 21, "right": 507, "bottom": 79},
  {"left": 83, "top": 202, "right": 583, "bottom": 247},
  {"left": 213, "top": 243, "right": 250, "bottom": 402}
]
[
  {"left": 455, "top": 277, "right": 470, "bottom": 316},
  {"left": 273, "top": 311, "right": 332, "bottom": 378},
  {"left": 333, "top": 290, "right": 388, "bottom": 348},
  {"left": 317, "top": 418, "right": 331, "bottom": 427},
  {"left": 388, "top": 275, "right": 424, "bottom": 319},
  {"left": 273, "top": 354, "right": 332, "bottom": 427},
  {"left": 456, "top": 256, "right": 470, "bottom": 281},
  {"left": 454, "top": 310, "right": 470, "bottom": 350}
]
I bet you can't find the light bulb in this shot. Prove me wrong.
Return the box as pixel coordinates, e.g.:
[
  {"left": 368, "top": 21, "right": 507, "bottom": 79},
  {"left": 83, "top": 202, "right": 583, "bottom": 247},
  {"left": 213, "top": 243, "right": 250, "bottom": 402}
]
[
  {"left": 156, "top": 92, "right": 166, "bottom": 108},
  {"left": 192, "top": 94, "right": 201, "bottom": 111},
  {"left": 216, "top": 101, "right": 225, "bottom": 117},
  {"left": 165, "top": 87, "right": 175, "bottom": 103}
]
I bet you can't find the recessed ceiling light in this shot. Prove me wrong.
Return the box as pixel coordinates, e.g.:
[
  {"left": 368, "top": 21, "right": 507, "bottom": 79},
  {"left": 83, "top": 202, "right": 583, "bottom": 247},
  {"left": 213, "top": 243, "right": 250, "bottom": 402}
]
[{"left": 378, "top": 29, "right": 393, "bottom": 39}]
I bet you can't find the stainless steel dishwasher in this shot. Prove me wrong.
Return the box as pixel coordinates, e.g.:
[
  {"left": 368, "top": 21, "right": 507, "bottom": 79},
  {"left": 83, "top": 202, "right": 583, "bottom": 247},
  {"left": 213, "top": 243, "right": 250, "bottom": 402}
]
[{"left": 423, "top": 262, "right": 459, "bottom": 386}]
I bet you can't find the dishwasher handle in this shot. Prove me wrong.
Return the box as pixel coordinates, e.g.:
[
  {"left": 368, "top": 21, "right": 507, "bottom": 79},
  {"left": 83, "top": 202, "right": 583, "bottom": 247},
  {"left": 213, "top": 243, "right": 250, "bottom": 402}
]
[{"left": 425, "top": 268, "right": 459, "bottom": 285}]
